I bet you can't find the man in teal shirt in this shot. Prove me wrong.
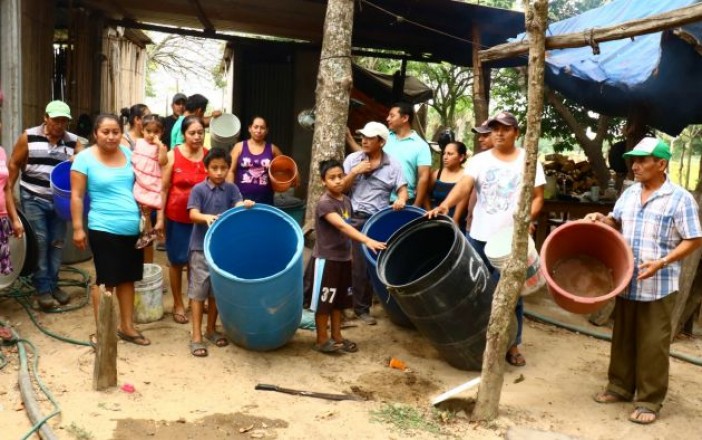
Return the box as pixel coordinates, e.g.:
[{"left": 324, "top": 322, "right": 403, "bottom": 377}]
[
  {"left": 170, "top": 94, "right": 222, "bottom": 148},
  {"left": 383, "top": 102, "right": 431, "bottom": 207}
]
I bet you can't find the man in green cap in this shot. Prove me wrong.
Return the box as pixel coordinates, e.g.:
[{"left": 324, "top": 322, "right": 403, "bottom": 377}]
[
  {"left": 9, "top": 100, "right": 83, "bottom": 310},
  {"left": 586, "top": 137, "right": 702, "bottom": 424}
]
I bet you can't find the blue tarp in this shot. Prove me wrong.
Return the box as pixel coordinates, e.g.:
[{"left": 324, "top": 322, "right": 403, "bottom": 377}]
[{"left": 514, "top": 0, "right": 702, "bottom": 136}]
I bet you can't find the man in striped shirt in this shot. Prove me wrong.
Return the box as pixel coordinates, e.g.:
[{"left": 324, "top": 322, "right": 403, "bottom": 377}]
[
  {"left": 9, "top": 101, "right": 83, "bottom": 310},
  {"left": 586, "top": 137, "right": 702, "bottom": 425}
]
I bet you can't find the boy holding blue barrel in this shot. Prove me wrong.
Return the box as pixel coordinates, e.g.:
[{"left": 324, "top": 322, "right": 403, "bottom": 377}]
[
  {"left": 309, "top": 159, "right": 386, "bottom": 353},
  {"left": 187, "top": 148, "right": 254, "bottom": 357}
]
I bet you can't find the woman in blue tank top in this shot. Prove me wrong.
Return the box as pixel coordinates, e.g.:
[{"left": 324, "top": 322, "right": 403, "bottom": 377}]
[{"left": 427, "top": 141, "right": 469, "bottom": 229}]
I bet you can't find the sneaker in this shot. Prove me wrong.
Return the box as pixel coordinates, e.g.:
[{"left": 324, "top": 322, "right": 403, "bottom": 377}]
[
  {"left": 356, "top": 313, "right": 377, "bottom": 325},
  {"left": 36, "top": 294, "right": 59, "bottom": 311},
  {"left": 51, "top": 288, "right": 71, "bottom": 305}
]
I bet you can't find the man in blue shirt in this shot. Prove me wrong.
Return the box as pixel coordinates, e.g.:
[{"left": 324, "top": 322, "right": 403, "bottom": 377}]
[{"left": 384, "top": 102, "right": 432, "bottom": 207}]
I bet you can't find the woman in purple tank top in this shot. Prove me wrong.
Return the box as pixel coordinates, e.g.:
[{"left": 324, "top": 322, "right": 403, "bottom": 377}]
[{"left": 226, "top": 116, "right": 283, "bottom": 204}]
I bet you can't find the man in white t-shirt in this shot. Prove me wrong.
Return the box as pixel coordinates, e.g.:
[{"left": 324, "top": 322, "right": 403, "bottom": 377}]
[{"left": 428, "top": 111, "right": 545, "bottom": 367}]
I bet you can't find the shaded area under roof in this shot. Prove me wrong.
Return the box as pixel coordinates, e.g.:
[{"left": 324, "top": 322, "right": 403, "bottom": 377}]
[
  {"left": 352, "top": 64, "right": 433, "bottom": 105},
  {"left": 513, "top": 0, "right": 702, "bottom": 136},
  {"left": 76, "top": 0, "right": 525, "bottom": 67}
]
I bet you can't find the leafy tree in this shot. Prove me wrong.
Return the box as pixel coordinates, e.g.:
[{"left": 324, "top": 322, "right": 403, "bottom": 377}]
[
  {"left": 491, "top": 0, "right": 620, "bottom": 185},
  {"left": 145, "top": 33, "right": 226, "bottom": 95}
]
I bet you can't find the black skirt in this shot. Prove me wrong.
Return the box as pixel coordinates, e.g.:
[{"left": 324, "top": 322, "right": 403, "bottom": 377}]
[{"left": 88, "top": 229, "right": 144, "bottom": 286}]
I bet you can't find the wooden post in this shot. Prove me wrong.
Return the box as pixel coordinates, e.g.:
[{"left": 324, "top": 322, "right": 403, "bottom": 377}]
[
  {"left": 479, "top": 3, "right": 702, "bottom": 63},
  {"left": 472, "top": 0, "right": 548, "bottom": 422},
  {"left": 471, "top": 23, "right": 489, "bottom": 154},
  {"left": 303, "top": 0, "right": 354, "bottom": 228},
  {"left": 93, "top": 285, "right": 118, "bottom": 391}
]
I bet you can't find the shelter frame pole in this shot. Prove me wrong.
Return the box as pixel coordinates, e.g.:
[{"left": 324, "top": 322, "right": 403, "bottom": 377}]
[
  {"left": 471, "top": 22, "right": 490, "bottom": 153},
  {"left": 1, "top": 0, "right": 23, "bottom": 158}
]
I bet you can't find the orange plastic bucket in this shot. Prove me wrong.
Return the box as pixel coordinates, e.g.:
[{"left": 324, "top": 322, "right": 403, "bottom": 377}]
[
  {"left": 268, "top": 155, "right": 298, "bottom": 193},
  {"left": 540, "top": 220, "right": 634, "bottom": 314}
]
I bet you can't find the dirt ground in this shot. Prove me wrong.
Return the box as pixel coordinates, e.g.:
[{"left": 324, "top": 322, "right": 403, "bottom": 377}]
[{"left": 1, "top": 249, "right": 701, "bottom": 440}]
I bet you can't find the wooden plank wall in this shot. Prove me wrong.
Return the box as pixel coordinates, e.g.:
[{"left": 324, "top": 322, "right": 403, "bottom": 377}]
[
  {"left": 100, "top": 27, "right": 147, "bottom": 115},
  {"left": 66, "top": 7, "right": 100, "bottom": 121},
  {"left": 21, "top": 0, "right": 54, "bottom": 126}
]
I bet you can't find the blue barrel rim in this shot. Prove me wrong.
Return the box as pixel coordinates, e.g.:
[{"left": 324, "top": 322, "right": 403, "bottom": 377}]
[
  {"left": 377, "top": 215, "right": 462, "bottom": 290},
  {"left": 361, "top": 206, "right": 426, "bottom": 266},
  {"left": 50, "top": 160, "right": 73, "bottom": 195},
  {"left": 204, "top": 204, "right": 304, "bottom": 284}
]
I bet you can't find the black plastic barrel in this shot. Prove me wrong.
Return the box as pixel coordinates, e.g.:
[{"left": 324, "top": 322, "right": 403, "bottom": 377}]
[{"left": 376, "top": 216, "right": 496, "bottom": 371}]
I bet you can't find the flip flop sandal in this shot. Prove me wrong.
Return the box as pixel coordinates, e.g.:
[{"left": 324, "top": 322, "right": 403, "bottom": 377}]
[
  {"left": 117, "top": 330, "right": 151, "bottom": 346},
  {"left": 338, "top": 339, "right": 359, "bottom": 353},
  {"left": 506, "top": 351, "right": 526, "bottom": 367},
  {"left": 0, "top": 327, "right": 17, "bottom": 346},
  {"left": 205, "top": 332, "right": 229, "bottom": 347},
  {"left": 593, "top": 390, "right": 627, "bottom": 404},
  {"left": 313, "top": 340, "right": 343, "bottom": 354},
  {"left": 629, "top": 407, "right": 657, "bottom": 425},
  {"left": 190, "top": 341, "right": 208, "bottom": 357},
  {"left": 172, "top": 313, "right": 189, "bottom": 324}
]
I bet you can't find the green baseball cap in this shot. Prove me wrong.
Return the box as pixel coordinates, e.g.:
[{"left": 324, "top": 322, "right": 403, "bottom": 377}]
[
  {"left": 45, "top": 100, "right": 72, "bottom": 119},
  {"left": 623, "top": 137, "right": 671, "bottom": 160}
]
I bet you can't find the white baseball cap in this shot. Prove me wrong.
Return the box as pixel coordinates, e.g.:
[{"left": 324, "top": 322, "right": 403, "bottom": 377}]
[{"left": 356, "top": 121, "right": 389, "bottom": 142}]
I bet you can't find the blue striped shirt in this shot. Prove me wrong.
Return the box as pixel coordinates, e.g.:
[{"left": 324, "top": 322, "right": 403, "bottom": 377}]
[{"left": 611, "top": 178, "right": 702, "bottom": 301}]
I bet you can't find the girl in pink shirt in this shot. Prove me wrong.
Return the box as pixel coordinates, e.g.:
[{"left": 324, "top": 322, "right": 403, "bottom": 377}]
[
  {"left": 0, "top": 147, "right": 25, "bottom": 274},
  {"left": 132, "top": 115, "right": 168, "bottom": 248}
]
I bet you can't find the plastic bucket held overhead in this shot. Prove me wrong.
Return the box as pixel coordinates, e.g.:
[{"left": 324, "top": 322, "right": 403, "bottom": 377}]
[
  {"left": 377, "top": 216, "right": 496, "bottom": 371},
  {"left": 484, "top": 227, "right": 545, "bottom": 296},
  {"left": 540, "top": 220, "right": 634, "bottom": 314},
  {"left": 268, "top": 155, "right": 298, "bottom": 193},
  {"left": 209, "top": 113, "right": 241, "bottom": 150},
  {"left": 134, "top": 264, "right": 164, "bottom": 323},
  {"left": 361, "top": 206, "right": 426, "bottom": 328},
  {"left": 50, "top": 161, "right": 90, "bottom": 221},
  {"left": 204, "top": 204, "right": 303, "bottom": 351}
]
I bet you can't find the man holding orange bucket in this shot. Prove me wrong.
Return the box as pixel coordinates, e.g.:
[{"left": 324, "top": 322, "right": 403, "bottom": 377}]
[{"left": 586, "top": 137, "right": 702, "bottom": 425}]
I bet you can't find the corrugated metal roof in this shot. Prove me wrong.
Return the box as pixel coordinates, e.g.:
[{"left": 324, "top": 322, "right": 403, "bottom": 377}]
[{"left": 77, "top": 0, "right": 525, "bottom": 67}]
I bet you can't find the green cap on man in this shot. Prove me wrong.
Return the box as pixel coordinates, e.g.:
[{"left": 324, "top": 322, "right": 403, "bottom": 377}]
[
  {"left": 623, "top": 137, "right": 672, "bottom": 161},
  {"left": 45, "top": 100, "right": 72, "bottom": 119}
]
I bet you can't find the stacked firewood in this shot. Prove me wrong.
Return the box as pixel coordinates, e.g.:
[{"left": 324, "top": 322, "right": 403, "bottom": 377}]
[{"left": 543, "top": 153, "right": 600, "bottom": 194}]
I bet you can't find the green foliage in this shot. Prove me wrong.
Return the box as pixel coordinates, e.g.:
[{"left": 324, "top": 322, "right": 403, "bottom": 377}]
[{"left": 371, "top": 403, "right": 442, "bottom": 434}]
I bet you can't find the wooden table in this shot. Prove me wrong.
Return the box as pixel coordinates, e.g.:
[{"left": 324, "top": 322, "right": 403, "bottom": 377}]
[{"left": 535, "top": 199, "right": 615, "bottom": 251}]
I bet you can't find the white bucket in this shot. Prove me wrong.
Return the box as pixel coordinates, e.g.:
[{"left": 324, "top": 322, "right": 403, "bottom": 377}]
[
  {"left": 209, "top": 113, "right": 241, "bottom": 150},
  {"left": 484, "top": 227, "right": 545, "bottom": 296},
  {"left": 134, "top": 264, "right": 164, "bottom": 323}
]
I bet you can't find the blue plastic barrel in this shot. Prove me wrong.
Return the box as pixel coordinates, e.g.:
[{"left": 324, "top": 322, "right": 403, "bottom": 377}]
[
  {"left": 50, "top": 161, "right": 90, "bottom": 221},
  {"left": 362, "top": 206, "right": 425, "bottom": 328},
  {"left": 204, "top": 204, "right": 303, "bottom": 351}
]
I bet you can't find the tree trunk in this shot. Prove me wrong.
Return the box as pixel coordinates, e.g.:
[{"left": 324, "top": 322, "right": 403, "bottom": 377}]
[
  {"left": 303, "top": 0, "right": 354, "bottom": 228},
  {"left": 545, "top": 88, "right": 611, "bottom": 186},
  {"left": 670, "top": 191, "right": 702, "bottom": 338},
  {"left": 685, "top": 138, "right": 693, "bottom": 189},
  {"left": 678, "top": 139, "right": 686, "bottom": 185},
  {"left": 471, "top": 0, "right": 548, "bottom": 422}
]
